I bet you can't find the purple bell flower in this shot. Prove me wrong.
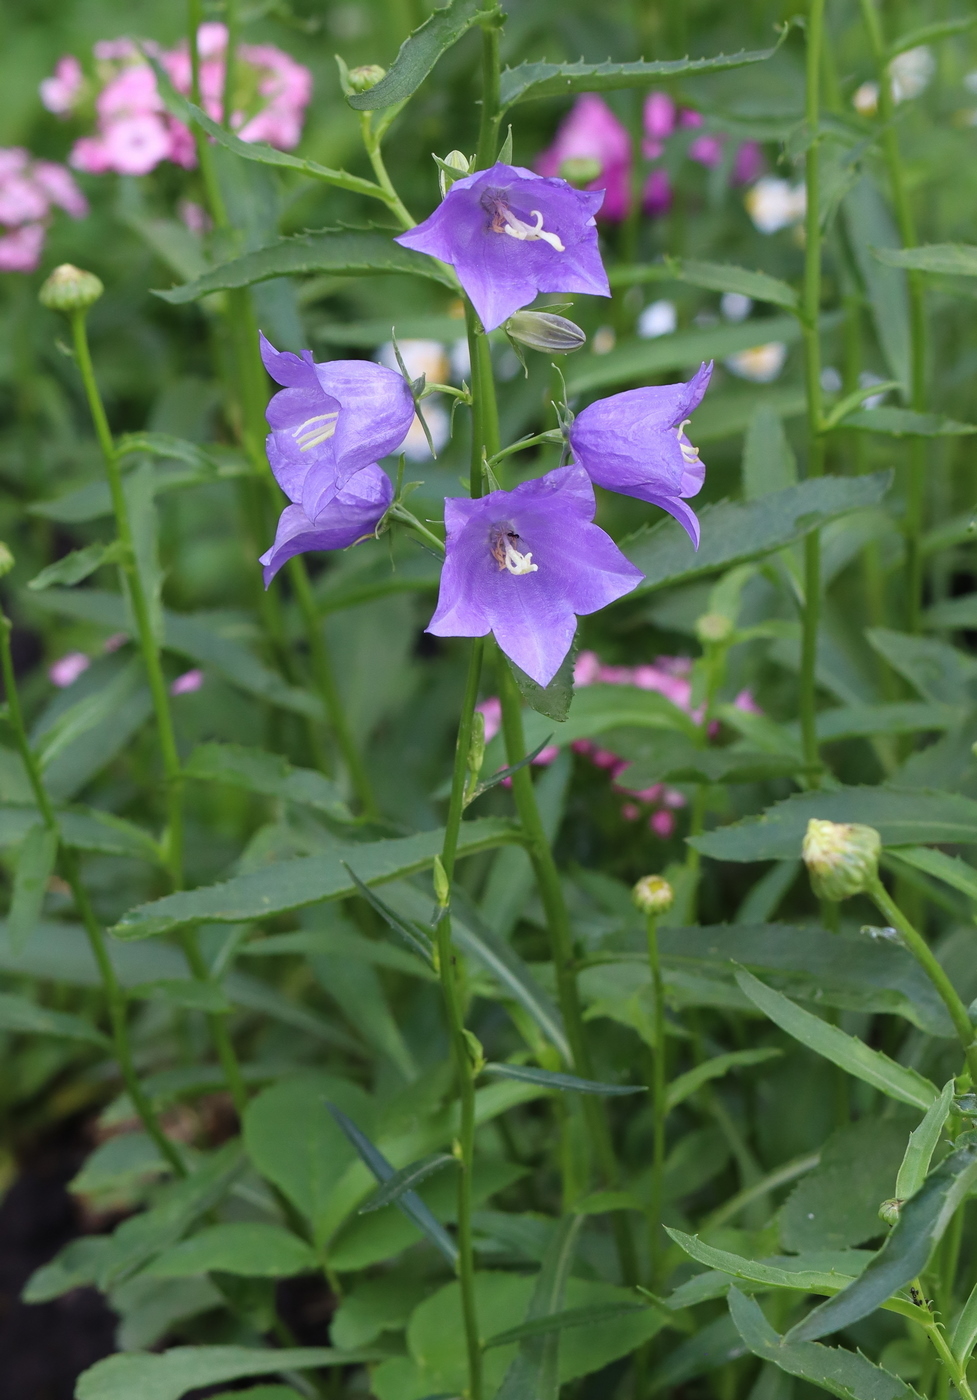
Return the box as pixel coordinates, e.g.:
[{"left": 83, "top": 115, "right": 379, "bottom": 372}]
[
  {"left": 395, "top": 162, "right": 610, "bottom": 332},
  {"left": 426, "top": 465, "right": 643, "bottom": 687},
  {"left": 259, "top": 464, "right": 393, "bottom": 586},
  {"left": 568, "top": 362, "right": 713, "bottom": 547},
  {"left": 260, "top": 332, "right": 414, "bottom": 517}
]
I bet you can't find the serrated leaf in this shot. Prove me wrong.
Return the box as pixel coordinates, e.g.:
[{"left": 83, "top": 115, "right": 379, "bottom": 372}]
[
  {"left": 895, "top": 1081, "right": 955, "bottom": 1201},
  {"left": 75, "top": 1346, "right": 380, "bottom": 1400},
  {"left": 184, "top": 743, "right": 351, "bottom": 821},
  {"left": 840, "top": 407, "right": 977, "bottom": 436},
  {"left": 670, "top": 259, "right": 798, "bottom": 312},
  {"left": 35, "top": 659, "right": 143, "bottom": 771},
  {"left": 874, "top": 244, "right": 977, "bottom": 276},
  {"left": 951, "top": 1277, "right": 977, "bottom": 1365},
  {"left": 886, "top": 847, "right": 977, "bottom": 903},
  {"left": 0, "top": 989, "right": 109, "bottom": 1046},
  {"left": 779, "top": 1118, "right": 913, "bottom": 1252},
  {"left": 153, "top": 229, "right": 455, "bottom": 305},
  {"left": 28, "top": 542, "right": 123, "bottom": 592},
  {"left": 788, "top": 1143, "right": 977, "bottom": 1341},
  {"left": 735, "top": 969, "right": 938, "bottom": 1110},
  {"left": 743, "top": 404, "right": 797, "bottom": 499},
  {"left": 605, "top": 730, "right": 802, "bottom": 786},
  {"left": 348, "top": 0, "right": 484, "bottom": 109},
  {"left": 8, "top": 823, "right": 58, "bottom": 954},
  {"left": 499, "top": 47, "right": 779, "bottom": 109},
  {"left": 728, "top": 1288, "right": 923, "bottom": 1399},
  {"left": 481, "top": 1062, "right": 644, "bottom": 1096},
  {"left": 146, "top": 1222, "right": 317, "bottom": 1279},
  {"left": 359, "top": 1153, "right": 455, "bottom": 1213}
]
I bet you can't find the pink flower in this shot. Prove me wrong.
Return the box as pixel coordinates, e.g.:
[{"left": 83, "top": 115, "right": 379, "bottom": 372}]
[
  {"left": 643, "top": 92, "right": 675, "bottom": 154},
  {"left": 0, "top": 224, "right": 47, "bottom": 271},
  {"left": 643, "top": 168, "right": 672, "bottom": 217},
  {"left": 689, "top": 134, "right": 724, "bottom": 168},
  {"left": 103, "top": 632, "right": 128, "bottom": 653},
  {"left": 536, "top": 93, "right": 632, "bottom": 222},
  {"left": 33, "top": 161, "right": 89, "bottom": 218},
  {"left": 49, "top": 652, "right": 90, "bottom": 688},
  {"left": 170, "top": 668, "right": 204, "bottom": 696},
  {"left": 0, "top": 149, "right": 87, "bottom": 273},
  {"left": 101, "top": 115, "right": 172, "bottom": 175},
  {"left": 650, "top": 809, "right": 675, "bottom": 838},
  {"left": 69, "top": 136, "right": 113, "bottom": 174},
  {"left": 178, "top": 199, "right": 211, "bottom": 235},
  {"left": 734, "top": 687, "right": 764, "bottom": 716},
  {"left": 621, "top": 802, "right": 640, "bottom": 821},
  {"left": 40, "top": 55, "right": 84, "bottom": 115},
  {"left": 476, "top": 696, "right": 502, "bottom": 743},
  {"left": 574, "top": 650, "right": 601, "bottom": 686},
  {"left": 732, "top": 141, "right": 764, "bottom": 186}
]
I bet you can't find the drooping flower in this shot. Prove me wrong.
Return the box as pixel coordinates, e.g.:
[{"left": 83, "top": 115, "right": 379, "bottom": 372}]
[
  {"left": 0, "top": 149, "right": 88, "bottom": 273},
  {"left": 427, "top": 465, "right": 642, "bottom": 686},
  {"left": 568, "top": 362, "right": 712, "bottom": 546},
  {"left": 260, "top": 466, "right": 393, "bottom": 584},
  {"left": 535, "top": 94, "right": 632, "bottom": 222},
  {"left": 396, "top": 163, "right": 610, "bottom": 332}
]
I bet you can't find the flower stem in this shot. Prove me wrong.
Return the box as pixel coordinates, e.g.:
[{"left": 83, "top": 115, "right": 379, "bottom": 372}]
[
  {"left": 466, "top": 303, "right": 500, "bottom": 498},
  {"left": 221, "top": 0, "right": 238, "bottom": 134},
  {"left": 867, "top": 876, "right": 977, "bottom": 1082},
  {"left": 436, "top": 638, "right": 486, "bottom": 1400},
  {"left": 358, "top": 114, "right": 415, "bottom": 230},
  {"left": 187, "top": 0, "right": 229, "bottom": 226},
  {"left": 474, "top": 6, "right": 503, "bottom": 171},
  {"left": 800, "top": 0, "right": 826, "bottom": 787},
  {"left": 645, "top": 910, "right": 667, "bottom": 1286},
  {"left": 0, "top": 612, "right": 186, "bottom": 1178}
]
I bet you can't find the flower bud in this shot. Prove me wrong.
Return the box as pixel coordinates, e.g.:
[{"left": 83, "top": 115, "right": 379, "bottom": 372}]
[
  {"left": 432, "top": 854, "right": 450, "bottom": 909},
  {"left": 695, "top": 611, "right": 734, "bottom": 645},
  {"left": 878, "top": 1198, "right": 901, "bottom": 1227},
  {"left": 559, "top": 156, "right": 602, "bottom": 186},
  {"left": 438, "top": 149, "right": 471, "bottom": 197},
  {"left": 0, "top": 543, "right": 14, "bottom": 579},
  {"left": 506, "top": 310, "right": 587, "bottom": 354},
  {"left": 347, "top": 64, "right": 386, "bottom": 93},
  {"left": 632, "top": 874, "right": 674, "bottom": 917},
  {"left": 802, "top": 819, "right": 881, "bottom": 902},
  {"left": 39, "top": 264, "right": 104, "bottom": 314}
]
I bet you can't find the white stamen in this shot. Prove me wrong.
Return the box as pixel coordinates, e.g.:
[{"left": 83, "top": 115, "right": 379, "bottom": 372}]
[
  {"left": 501, "top": 209, "right": 565, "bottom": 253},
  {"left": 492, "top": 527, "right": 539, "bottom": 575},
  {"left": 677, "top": 418, "right": 700, "bottom": 464},
  {"left": 293, "top": 411, "right": 339, "bottom": 452}
]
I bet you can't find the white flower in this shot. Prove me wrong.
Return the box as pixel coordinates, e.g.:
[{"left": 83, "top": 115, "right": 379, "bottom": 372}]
[
  {"left": 852, "top": 81, "right": 879, "bottom": 116},
  {"left": 377, "top": 338, "right": 449, "bottom": 385},
  {"left": 637, "top": 299, "right": 677, "bottom": 338},
  {"left": 889, "top": 46, "right": 935, "bottom": 104},
  {"left": 745, "top": 177, "right": 806, "bottom": 234},
  {"left": 720, "top": 292, "right": 752, "bottom": 323},
  {"left": 725, "top": 342, "right": 787, "bottom": 383}
]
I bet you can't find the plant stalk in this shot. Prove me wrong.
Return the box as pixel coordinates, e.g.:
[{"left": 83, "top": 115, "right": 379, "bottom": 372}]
[
  {"left": 474, "top": 6, "right": 502, "bottom": 170},
  {"left": 645, "top": 910, "right": 667, "bottom": 1285}
]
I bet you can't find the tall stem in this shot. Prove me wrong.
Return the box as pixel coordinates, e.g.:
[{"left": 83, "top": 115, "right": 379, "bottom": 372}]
[
  {"left": 645, "top": 911, "right": 667, "bottom": 1285},
  {"left": 800, "top": 0, "right": 826, "bottom": 785},
  {"left": 474, "top": 6, "right": 502, "bottom": 171},
  {"left": 187, "top": 0, "right": 229, "bottom": 226},
  {"left": 0, "top": 613, "right": 185, "bottom": 1177},
  {"left": 221, "top": 0, "right": 238, "bottom": 133}
]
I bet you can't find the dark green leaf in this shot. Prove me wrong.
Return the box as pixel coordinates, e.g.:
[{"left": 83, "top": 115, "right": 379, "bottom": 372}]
[
  {"left": 481, "top": 1062, "right": 644, "bottom": 1096},
  {"left": 499, "top": 47, "right": 780, "bottom": 109},
  {"left": 184, "top": 743, "right": 351, "bottom": 821},
  {"left": 925, "top": 592, "right": 977, "bottom": 629},
  {"left": 742, "top": 404, "right": 797, "bottom": 499},
  {"left": 75, "top": 1346, "right": 381, "bottom": 1400},
  {"left": 240, "top": 926, "right": 438, "bottom": 980},
  {"left": 359, "top": 1154, "right": 455, "bottom": 1213},
  {"left": 788, "top": 1143, "right": 977, "bottom": 1341},
  {"left": 494, "top": 1217, "right": 581, "bottom": 1400},
  {"left": 508, "top": 646, "right": 575, "bottom": 722},
  {"left": 874, "top": 243, "right": 977, "bottom": 276},
  {"left": 843, "top": 178, "right": 911, "bottom": 396},
  {"left": 667, "top": 1228, "right": 862, "bottom": 1297},
  {"left": 28, "top": 542, "right": 123, "bottom": 592},
  {"left": 146, "top": 1223, "right": 317, "bottom": 1279},
  {"left": 840, "top": 407, "right": 977, "bottom": 436},
  {"left": 348, "top": 0, "right": 485, "bottom": 109},
  {"left": 813, "top": 702, "right": 962, "bottom": 742},
  {"left": 128, "top": 979, "right": 232, "bottom": 1014},
  {"left": 866, "top": 628, "right": 977, "bottom": 704},
  {"left": 669, "top": 259, "right": 798, "bottom": 312},
  {"left": 0, "top": 990, "right": 109, "bottom": 1047},
  {"left": 886, "top": 847, "right": 977, "bottom": 903},
  {"left": 488, "top": 1301, "right": 650, "bottom": 1351},
  {"left": 604, "top": 730, "right": 802, "bottom": 786},
  {"left": 342, "top": 865, "right": 436, "bottom": 968},
  {"left": 154, "top": 229, "right": 455, "bottom": 305},
  {"left": 8, "top": 823, "right": 58, "bottom": 954},
  {"left": 665, "top": 1048, "right": 782, "bottom": 1112}
]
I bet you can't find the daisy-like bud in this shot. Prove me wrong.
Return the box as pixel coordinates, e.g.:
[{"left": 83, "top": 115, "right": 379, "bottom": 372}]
[
  {"left": 347, "top": 64, "right": 386, "bottom": 93},
  {"left": 506, "top": 310, "right": 586, "bottom": 354},
  {"left": 39, "top": 263, "right": 103, "bottom": 313},
  {"left": 632, "top": 874, "right": 674, "bottom": 916},
  {"left": 802, "top": 819, "right": 881, "bottom": 903},
  {"left": 878, "top": 1198, "right": 901, "bottom": 1227},
  {"left": 0, "top": 542, "right": 14, "bottom": 578},
  {"left": 695, "top": 611, "right": 733, "bottom": 645}
]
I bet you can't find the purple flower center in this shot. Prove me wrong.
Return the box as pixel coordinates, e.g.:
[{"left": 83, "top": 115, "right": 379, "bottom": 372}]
[
  {"left": 489, "top": 522, "right": 538, "bottom": 575},
  {"left": 479, "top": 188, "right": 566, "bottom": 253}
]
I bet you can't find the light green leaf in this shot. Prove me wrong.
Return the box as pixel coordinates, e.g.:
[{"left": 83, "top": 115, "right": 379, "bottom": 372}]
[
  {"left": 28, "top": 542, "right": 123, "bottom": 591},
  {"left": 742, "top": 404, "right": 797, "bottom": 499},
  {"left": 887, "top": 15, "right": 977, "bottom": 59},
  {"left": 844, "top": 178, "right": 911, "bottom": 396},
  {"left": 128, "top": 980, "right": 232, "bottom": 1014},
  {"left": 840, "top": 407, "right": 977, "bottom": 436},
  {"left": 886, "top": 847, "right": 977, "bottom": 903},
  {"left": 873, "top": 243, "right": 977, "bottom": 276},
  {"left": 951, "top": 1276, "right": 977, "bottom": 1365},
  {"left": 812, "top": 702, "right": 962, "bottom": 742},
  {"left": 669, "top": 259, "right": 798, "bottom": 312},
  {"left": 665, "top": 1048, "right": 782, "bottom": 1113},
  {"left": 866, "top": 628, "right": 977, "bottom": 704},
  {"left": 789, "top": 1143, "right": 977, "bottom": 1341},
  {"left": 184, "top": 743, "right": 351, "bottom": 821},
  {"left": 154, "top": 229, "right": 455, "bottom": 305},
  {"left": 75, "top": 1346, "right": 380, "bottom": 1400},
  {"left": 8, "top": 823, "right": 58, "bottom": 954},
  {"left": 509, "top": 646, "right": 575, "bottom": 722},
  {"left": 482, "top": 1063, "right": 645, "bottom": 1096},
  {"left": 240, "top": 925, "right": 439, "bottom": 980},
  {"left": 667, "top": 1228, "right": 862, "bottom": 1297},
  {"left": 0, "top": 989, "right": 109, "bottom": 1046},
  {"left": 499, "top": 46, "right": 780, "bottom": 109},
  {"left": 348, "top": 0, "right": 484, "bottom": 109},
  {"left": 147, "top": 1223, "right": 317, "bottom": 1279},
  {"left": 35, "top": 659, "right": 143, "bottom": 771},
  {"left": 925, "top": 592, "right": 977, "bottom": 628},
  {"left": 112, "top": 819, "right": 517, "bottom": 938},
  {"left": 895, "top": 1081, "right": 955, "bottom": 1200},
  {"left": 735, "top": 970, "right": 938, "bottom": 1110},
  {"left": 358, "top": 1153, "right": 455, "bottom": 1213},
  {"left": 494, "top": 1217, "right": 582, "bottom": 1400}
]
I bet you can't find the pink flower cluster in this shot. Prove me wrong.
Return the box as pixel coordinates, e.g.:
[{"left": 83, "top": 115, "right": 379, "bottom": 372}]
[
  {"left": 536, "top": 91, "right": 763, "bottom": 223},
  {"left": 478, "top": 651, "right": 760, "bottom": 839},
  {"left": 0, "top": 148, "right": 87, "bottom": 273},
  {"left": 40, "top": 23, "right": 312, "bottom": 178}
]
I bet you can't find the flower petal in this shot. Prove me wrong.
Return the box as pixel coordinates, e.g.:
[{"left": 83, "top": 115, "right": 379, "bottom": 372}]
[{"left": 260, "top": 465, "right": 392, "bottom": 585}]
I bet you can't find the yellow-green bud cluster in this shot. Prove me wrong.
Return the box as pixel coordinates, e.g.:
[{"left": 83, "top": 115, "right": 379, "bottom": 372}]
[
  {"left": 347, "top": 64, "right": 386, "bottom": 93},
  {"left": 39, "top": 264, "right": 104, "bottom": 314},
  {"left": 695, "top": 611, "right": 734, "bottom": 645},
  {"left": 632, "top": 874, "right": 674, "bottom": 916},
  {"left": 802, "top": 818, "right": 880, "bottom": 902}
]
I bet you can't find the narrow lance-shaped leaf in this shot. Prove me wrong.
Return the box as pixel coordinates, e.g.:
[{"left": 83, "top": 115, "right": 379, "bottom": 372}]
[
  {"left": 874, "top": 244, "right": 977, "bottom": 277},
  {"left": 668, "top": 258, "right": 798, "bottom": 312},
  {"left": 348, "top": 0, "right": 485, "bottom": 109},
  {"left": 8, "top": 824, "right": 59, "bottom": 955},
  {"left": 75, "top": 1346, "right": 385, "bottom": 1400},
  {"left": 788, "top": 1142, "right": 977, "bottom": 1341},
  {"left": 665, "top": 1048, "right": 782, "bottom": 1114},
  {"left": 0, "top": 990, "right": 109, "bottom": 1047},
  {"left": 486, "top": 1300, "right": 650, "bottom": 1350},
  {"left": 28, "top": 542, "right": 124, "bottom": 592},
  {"left": 495, "top": 1215, "right": 582, "bottom": 1400},
  {"left": 895, "top": 1080, "right": 955, "bottom": 1200},
  {"left": 482, "top": 1062, "right": 645, "bottom": 1096},
  {"left": 887, "top": 15, "right": 977, "bottom": 59},
  {"left": 343, "top": 864, "right": 435, "bottom": 968},
  {"left": 838, "top": 407, "right": 977, "bottom": 437},
  {"left": 358, "top": 1153, "right": 456, "bottom": 1213},
  {"left": 951, "top": 1276, "right": 977, "bottom": 1366}
]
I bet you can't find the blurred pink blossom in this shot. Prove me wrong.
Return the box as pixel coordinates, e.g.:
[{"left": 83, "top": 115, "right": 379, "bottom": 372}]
[
  {"left": 642, "top": 92, "right": 675, "bottom": 156},
  {"left": 40, "top": 55, "right": 85, "bottom": 114},
  {"left": 102, "top": 632, "right": 128, "bottom": 653},
  {"left": 0, "top": 149, "right": 87, "bottom": 273},
  {"left": 732, "top": 140, "right": 764, "bottom": 185},
  {"left": 49, "top": 652, "right": 90, "bottom": 688},
  {"left": 650, "top": 809, "right": 675, "bottom": 837},
  {"left": 642, "top": 168, "right": 672, "bottom": 217},
  {"left": 689, "top": 133, "right": 724, "bottom": 168},
  {"left": 535, "top": 93, "right": 632, "bottom": 222},
  {"left": 170, "top": 668, "right": 204, "bottom": 696}
]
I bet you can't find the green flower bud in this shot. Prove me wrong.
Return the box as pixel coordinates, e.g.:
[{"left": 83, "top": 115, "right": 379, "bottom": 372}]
[
  {"left": 438, "top": 149, "right": 471, "bottom": 197},
  {"left": 695, "top": 611, "right": 734, "bottom": 645},
  {"left": 347, "top": 64, "right": 386, "bottom": 93},
  {"left": 802, "top": 818, "right": 881, "bottom": 902},
  {"left": 878, "top": 1197, "right": 901, "bottom": 1226},
  {"left": 632, "top": 874, "right": 674, "bottom": 916},
  {"left": 39, "top": 264, "right": 104, "bottom": 314},
  {"left": 559, "top": 156, "right": 602, "bottom": 186},
  {"left": 432, "top": 854, "right": 450, "bottom": 909},
  {"left": 0, "top": 543, "right": 14, "bottom": 578},
  {"left": 506, "top": 310, "right": 586, "bottom": 354}
]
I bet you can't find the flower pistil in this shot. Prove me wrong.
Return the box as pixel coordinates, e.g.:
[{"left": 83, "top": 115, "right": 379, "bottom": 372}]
[
  {"left": 293, "top": 411, "right": 339, "bottom": 452},
  {"left": 491, "top": 525, "right": 538, "bottom": 575},
  {"left": 482, "top": 191, "right": 565, "bottom": 252}
]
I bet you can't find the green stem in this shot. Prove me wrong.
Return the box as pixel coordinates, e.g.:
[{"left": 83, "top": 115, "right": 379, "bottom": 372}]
[
  {"left": 800, "top": 0, "right": 826, "bottom": 786},
  {"left": 387, "top": 503, "right": 446, "bottom": 555},
  {"left": 474, "top": 7, "right": 503, "bottom": 171},
  {"left": 466, "top": 303, "right": 500, "bottom": 497},
  {"left": 487, "top": 430, "right": 563, "bottom": 469},
  {"left": 868, "top": 877, "right": 977, "bottom": 1081},
  {"left": 187, "top": 0, "right": 229, "bottom": 227},
  {"left": 178, "top": 929, "right": 248, "bottom": 1116},
  {"left": 358, "top": 114, "right": 415, "bottom": 230},
  {"left": 645, "top": 912, "right": 666, "bottom": 1286},
  {"left": 221, "top": 0, "right": 238, "bottom": 133},
  {"left": 0, "top": 613, "right": 185, "bottom": 1177},
  {"left": 918, "top": 1299, "right": 976, "bottom": 1400}
]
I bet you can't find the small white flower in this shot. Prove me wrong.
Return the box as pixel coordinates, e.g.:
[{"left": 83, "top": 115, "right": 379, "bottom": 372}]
[
  {"left": 852, "top": 81, "right": 880, "bottom": 116},
  {"left": 720, "top": 291, "right": 752, "bottom": 323},
  {"left": 637, "top": 299, "right": 677, "bottom": 339},
  {"left": 889, "top": 46, "right": 935, "bottom": 104},
  {"left": 745, "top": 177, "right": 806, "bottom": 234},
  {"left": 725, "top": 342, "right": 787, "bottom": 383}
]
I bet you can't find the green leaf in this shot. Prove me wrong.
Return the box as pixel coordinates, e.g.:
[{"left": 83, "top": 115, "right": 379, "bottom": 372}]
[
  {"left": 665, "top": 1048, "right": 781, "bottom": 1113},
  {"left": 728, "top": 1288, "right": 923, "bottom": 1399},
  {"left": 481, "top": 1063, "right": 645, "bottom": 1096},
  {"left": 895, "top": 1081, "right": 955, "bottom": 1201},
  {"left": 566, "top": 314, "right": 802, "bottom": 395},
  {"left": 887, "top": 15, "right": 977, "bottom": 59},
  {"left": 112, "top": 818, "right": 516, "bottom": 938},
  {"left": 240, "top": 925, "right": 439, "bottom": 980},
  {"left": 813, "top": 702, "right": 962, "bottom": 742},
  {"left": 128, "top": 979, "right": 232, "bottom": 1014},
  {"left": 327, "top": 1103, "right": 459, "bottom": 1266},
  {"left": 154, "top": 229, "right": 455, "bottom": 305},
  {"left": 840, "top": 407, "right": 977, "bottom": 436},
  {"left": 75, "top": 1346, "right": 379, "bottom": 1400},
  {"left": 499, "top": 46, "right": 780, "bottom": 109},
  {"left": 35, "top": 659, "right": 143, "bottom": 771},
  {"left": 0, "top": 806, "right": 151, "bottom": 861},
  {"left": 358, "top": 1153, "right": 455, "bottom": 1213},
  {"left": 691, "top": 786, "right": 977, "bottom": 861},
  {"left": 951, "top": 1277, "right": 977, "bottom": 1365},
  {"left": 602, "top": 730, "right": 802, "bottom": 787},
  {"left": 734, "top": 970, "right": 938, "bottom": 1111},
  {"left": 667, "top": 1228, "right": 862, "bottom": 1298},
  {"left": 8, "top": 823, "right": 58, "bottom": 955},
  {"left": 494, "top": 1217, "right": 582, "bottom": 1400},
  {"left": 925, "top": 592, "right": 977, "bottom": 628},
  {"left": 866, "top": 628, "right": 977, "bottom": 704},
  {"left": 873, "top": 244, "right": 977, "bottom": 276},
  {"left": 509, "top": 647, "right": 575, "bottom": 722},
  {"left": 28, "top": 542, "right": 123, "bottom": 591},
  {"left": 0, "top": 989, "right": 109, "bottom": 1046},
  {"left": 742, "top": 405, "right": 797, "bottom": 500},
  {"left": 623, "top": 472, "right": 892, "bottom": 595},
  {"left": 789, "top": 1143, "right": 977, "bottom": 1341},
  {"left": 843, "top": 178, "right": 911, "bottom": 396},
  {"left": 184, "top": 743, "right": 351, "bottom": 821},
  {"left": 669, "top": 259, "right": 798, "bottom": 312},
  {"left": 886, "top": 847, "right": 977, "bottom": 903},
  {"left": 488, "top": 1300, "right": 650, "bottom": 1351},
  {"left": 146, "top": 1223, "right": 317, "bottom": 1279},
  {"left": 348, "top": 0, "right": 484, "bottom": 109},
  {"left": 342, "top": 865, "right": 436, "bottom": 968}
]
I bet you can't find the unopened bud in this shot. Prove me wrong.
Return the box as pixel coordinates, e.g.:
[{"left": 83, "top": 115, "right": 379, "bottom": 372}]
[
  {"left": 39, "top": 264, "right": 104, "bottom": 314},
  {"left": 467, "top": 710, "right": 485, "bottom": 780},
  {"left": 878, "top": 1198, "right": 901, "bottom": 1226},
  {"left": 432, "top": 854, "right": 450, "bottom": 909},
  {"left": 559, "top": 156, "right": 602, "bottom": 186},
  {"left": 632, "top": 874, "right": 674, "bottom": 917},
  {"left": 438, "top": 149, "right": 471, "bottom": 197},
  {"left": 347, "top": 64, "right": 386, "bottom": 93},
  {"left": 696, "top": 611, "right": 734, "bottom": 645},
  {"left": 462, "top": 1028, "right": 485, "bottom": 1074},
  {"left": 802, "top": 819, "right": 881, "bottom": 902},
  {"left": 0, "top": 543, "right": 14, "bottom": 578},
  {"left": 506, "top": 310, "right": 586, "bottom": 354}
]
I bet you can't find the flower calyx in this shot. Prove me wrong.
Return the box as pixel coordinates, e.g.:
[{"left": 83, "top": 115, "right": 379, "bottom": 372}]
[
  {"left": 347, "top": 64, "right": 387, "bottom": 94},
  {"left": 802, "top": 818, "right": 881, "bottom": 903},
  {"left": 633, "top": 874, "right": 674, "bottom": 916},
  {"left": 39, "top": 263, "right": 104, "bottom": 314},
  {"left": 435, "top": 149, "right": 472, "bottom": 198}
]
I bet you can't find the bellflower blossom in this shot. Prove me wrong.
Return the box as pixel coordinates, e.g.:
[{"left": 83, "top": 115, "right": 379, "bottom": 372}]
[
  {"left": 0, "top": 149, "right": 88, "bottom": 272},
  {"left": 396, "top": 163, "right": 610, "bottom": 332},
  {"left": 535, "top": 95, "right": 632, "bottom": 222},
  {"left": 258, "top": 334, "right": 413, "bottom": 583},
  {"left": 568, "top": 362, "right": 713, "bottom": 547},
  {"left": 426, "top": 465, "right": 643, "bottom": 686}
]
